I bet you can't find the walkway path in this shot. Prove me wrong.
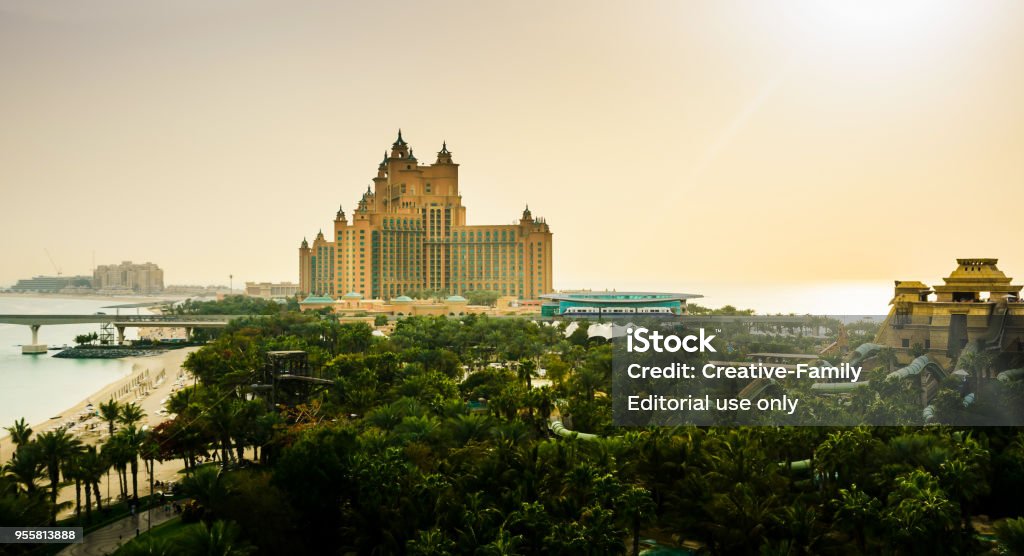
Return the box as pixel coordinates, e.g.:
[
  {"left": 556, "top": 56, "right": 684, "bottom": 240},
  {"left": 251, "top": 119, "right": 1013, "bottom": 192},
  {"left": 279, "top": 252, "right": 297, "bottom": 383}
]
[{"left": 57, "top": 507, "right": 179, "bottom": 556}]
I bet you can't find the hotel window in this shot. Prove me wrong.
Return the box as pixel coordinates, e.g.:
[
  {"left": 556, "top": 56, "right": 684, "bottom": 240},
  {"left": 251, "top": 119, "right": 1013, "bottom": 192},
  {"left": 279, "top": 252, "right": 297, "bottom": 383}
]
[{"left": 901, "top": 339, "right": 910, "bottom": 348}]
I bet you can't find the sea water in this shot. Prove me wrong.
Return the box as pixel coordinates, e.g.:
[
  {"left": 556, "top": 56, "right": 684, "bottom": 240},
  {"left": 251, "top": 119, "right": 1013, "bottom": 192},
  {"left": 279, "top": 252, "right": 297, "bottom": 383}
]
[{"left": 0, "top": 296, "right": 145, "bottom": 431}]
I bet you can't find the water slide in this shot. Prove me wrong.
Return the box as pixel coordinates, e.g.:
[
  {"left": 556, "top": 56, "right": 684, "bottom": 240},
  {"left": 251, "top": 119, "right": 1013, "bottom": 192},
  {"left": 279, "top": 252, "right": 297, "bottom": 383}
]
[
  {"left": 549, "top": 418, "right": 816, "bottom": 477},
  {"left": 920, "top": 306, "right": 1015, "bottom": 421},
  {"left": 779, "top": 459, "right": 811, "bottom": 472},
  {"left": 884, "top": 355, "right": 947, "bottom": 383},
  {"left": 923, "top": 392, "right": 975, "bottom": 423},
  {"left": 548, "top": 419, "right": 599, "bottom": 441},
  {"left": 997, "top": 368, "right": 1024, "bottom": 382},
  {"left": 981, "top": 299, "right": 1010, "bottom": 350},
  {"left": 915, "top": 304, "right": 1012, "bottom": 421},
  {"left": 848, "top": 343, "right": 883, "bottom": 366},
  {"left": 810, "top": 381, "right": 870, "bottom": 394},
  {"left": 953, "top": 341, "right": 979, "bottom": 373},
  {"left": 737, "top": 378, "right": 778, "bottom": 400}
]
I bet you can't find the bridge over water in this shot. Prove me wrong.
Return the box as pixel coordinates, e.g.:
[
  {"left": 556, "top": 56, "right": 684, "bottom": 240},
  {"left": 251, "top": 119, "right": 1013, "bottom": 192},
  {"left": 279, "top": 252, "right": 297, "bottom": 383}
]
[{"left": 0, "top": 314, "right": 248, "bottom": 353}]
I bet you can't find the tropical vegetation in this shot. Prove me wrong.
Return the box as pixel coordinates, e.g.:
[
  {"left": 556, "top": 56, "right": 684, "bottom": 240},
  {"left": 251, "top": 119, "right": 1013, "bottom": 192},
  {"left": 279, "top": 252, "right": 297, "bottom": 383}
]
[{"left": 3, "top": 306, "right": 1024, "bottom": 555}]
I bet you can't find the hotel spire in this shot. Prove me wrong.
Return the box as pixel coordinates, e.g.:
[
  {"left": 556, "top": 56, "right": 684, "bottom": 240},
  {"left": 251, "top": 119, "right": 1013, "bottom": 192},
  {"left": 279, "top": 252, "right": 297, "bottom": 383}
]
[
  {"left": 390, "top": 129, "right": 409, "bottom": 158},
  {"left": 436, "top": 141, "right": 454, "bottom": 164}
]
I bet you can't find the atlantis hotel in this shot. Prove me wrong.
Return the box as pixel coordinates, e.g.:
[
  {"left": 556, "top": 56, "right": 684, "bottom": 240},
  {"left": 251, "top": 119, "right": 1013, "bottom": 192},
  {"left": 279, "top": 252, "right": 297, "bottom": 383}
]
[{"left": 299, "top": 131, "right": 553, "bottom": 300}]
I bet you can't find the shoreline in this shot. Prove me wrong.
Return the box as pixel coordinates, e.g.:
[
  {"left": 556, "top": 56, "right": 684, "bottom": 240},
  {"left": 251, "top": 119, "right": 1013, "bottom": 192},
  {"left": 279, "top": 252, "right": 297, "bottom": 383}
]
[
  {"left": 0, "top": 292, "right": 196, "bottom": 304},
  {"left": 0, "top": 346, "right": 198, "bottom": 457}
]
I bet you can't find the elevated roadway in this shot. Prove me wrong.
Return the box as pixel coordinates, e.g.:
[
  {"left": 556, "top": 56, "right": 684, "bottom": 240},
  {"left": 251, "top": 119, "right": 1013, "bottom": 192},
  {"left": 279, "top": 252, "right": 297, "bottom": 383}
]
[{"left": 0, "top": 314, "right": 247, "bottom": 353}]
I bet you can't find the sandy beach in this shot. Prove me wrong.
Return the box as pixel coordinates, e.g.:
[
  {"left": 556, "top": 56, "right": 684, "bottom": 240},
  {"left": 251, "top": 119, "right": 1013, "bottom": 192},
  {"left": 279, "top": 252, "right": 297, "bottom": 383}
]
[
  {"left": 0, "top": 346, "right": 200, "bottom": 515},
  {"left": 0, "top": 292, "right": 184, "bottom": 304}
]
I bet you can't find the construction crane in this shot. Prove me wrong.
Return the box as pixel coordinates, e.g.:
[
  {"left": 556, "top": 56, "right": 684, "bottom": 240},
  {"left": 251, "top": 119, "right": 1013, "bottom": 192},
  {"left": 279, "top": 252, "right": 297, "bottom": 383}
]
[{"left": 44, "top": 249, "right": 62, "bottom": 276}]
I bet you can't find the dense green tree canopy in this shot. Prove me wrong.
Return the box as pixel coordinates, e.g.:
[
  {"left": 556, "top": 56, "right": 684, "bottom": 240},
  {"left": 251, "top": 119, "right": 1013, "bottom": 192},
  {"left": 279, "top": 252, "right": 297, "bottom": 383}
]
[{"left": 5, "top": 309, "right": 1024, "bottom": 555}]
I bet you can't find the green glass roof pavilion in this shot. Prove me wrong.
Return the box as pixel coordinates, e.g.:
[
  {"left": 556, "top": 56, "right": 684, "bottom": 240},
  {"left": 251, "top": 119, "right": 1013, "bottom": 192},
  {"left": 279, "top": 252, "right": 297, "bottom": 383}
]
[{"left": 539, "top": 292, "right": 702, "bottom": 316}]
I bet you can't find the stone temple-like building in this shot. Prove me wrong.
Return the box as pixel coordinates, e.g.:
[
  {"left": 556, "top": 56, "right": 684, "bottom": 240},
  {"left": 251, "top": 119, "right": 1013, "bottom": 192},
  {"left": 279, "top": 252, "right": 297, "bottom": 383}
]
[
  {"left": 299, "top": 131, "right": 553, "bottom": 300},
  {"left": 878, "top": 258, "right": 1024, "bottom": 370}
]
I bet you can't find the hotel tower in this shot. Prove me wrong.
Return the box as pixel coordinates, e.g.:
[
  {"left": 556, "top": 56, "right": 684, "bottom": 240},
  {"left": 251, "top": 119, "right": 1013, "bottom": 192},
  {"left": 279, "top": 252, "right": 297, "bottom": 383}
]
[{"left": 299, "top": 131, "right": 553, "bottom": 300}]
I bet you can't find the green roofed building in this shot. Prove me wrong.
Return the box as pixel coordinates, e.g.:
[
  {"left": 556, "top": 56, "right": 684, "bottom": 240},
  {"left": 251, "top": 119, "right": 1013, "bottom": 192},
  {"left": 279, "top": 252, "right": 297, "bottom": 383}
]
[
  {"left": 539, "top": 291, "right": 702, "bottom": 317},
  {"left": 299, "top": 292, "right": 335, "bottom": 311}
]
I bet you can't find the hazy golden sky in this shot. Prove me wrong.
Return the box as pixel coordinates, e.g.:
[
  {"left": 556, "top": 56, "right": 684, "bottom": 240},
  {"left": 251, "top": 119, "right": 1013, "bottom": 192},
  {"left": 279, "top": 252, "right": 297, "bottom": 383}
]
[{"left": 1, "top": 1, "right": 1022, "bottom": 310}]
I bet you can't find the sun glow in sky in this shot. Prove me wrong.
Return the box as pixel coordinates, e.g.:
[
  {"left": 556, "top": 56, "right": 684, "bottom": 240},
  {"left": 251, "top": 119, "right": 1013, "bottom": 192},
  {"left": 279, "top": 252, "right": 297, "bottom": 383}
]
[
  {"left": 801, "top": 1, "right": 967, "bottom": 42},
  {"left": 0, "top": 0, "right": 1021, "bottom": 313}
]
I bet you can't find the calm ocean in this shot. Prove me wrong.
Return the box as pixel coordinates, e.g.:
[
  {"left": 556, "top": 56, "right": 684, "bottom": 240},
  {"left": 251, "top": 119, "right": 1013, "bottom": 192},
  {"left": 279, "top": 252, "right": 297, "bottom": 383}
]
[{"left": 0, "top": 296, "right": 143, "bottom": 430}]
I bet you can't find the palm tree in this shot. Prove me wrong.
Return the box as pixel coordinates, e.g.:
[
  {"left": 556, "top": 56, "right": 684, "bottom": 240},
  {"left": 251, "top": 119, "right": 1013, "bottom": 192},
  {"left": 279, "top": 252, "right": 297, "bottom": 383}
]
[
  {"left": 141, "top": 433, "right": 160, "bottom": 517},
  {"left": 939, "top": 435, "right": 990, "bottom": 533},
  {"left": 4, "top": 418, "right": 33, "bottom": 448},
  {"left": 407, "top": 527, "right": 456, "bottom": 555},
  {"left": 117, "top": 537, "right": 177, "bottom": 556},
  {"left": 105, "top": 433, "right": 131, "bottom": 500},
  {"left": 116, "top": 425, "right": 146, "bottom": 501},
  {"left": 180, "top": 465, "right": 231, "bottom": 526},
  {"left": 832, "top": 484, "right": 880, "bottom": 553},
  {"left": 3, "top": 442, "right": 45, "bottom": 493},
  {"left": 99, "top": 400, "right": 121, "bottom": 437},
  {"left": 77, "top": 445, "right": 108, "bottom": 522},
  {"left": 560, "top": 462, "right": 600, "bottom": 513},
  {"left": 579, "top": 505, "right": 624, "bottom": 555},
  {"left": 35, "top": 427, "right": 83, "bottom": 524},
  {"left": 480, "top": 526, "right": 522, "bottom": 556},
  {"left": 813, "top": 428, "right": 879, "bottom": 495},
  {"left": 881, "top": 470, "right": 958, "bottom": 553},
  {"left": 62, "top": 450, "right": 84, "bottom": 523},
  {"left": 177, "top": 520, "right": 255, "bottom": 556},
  {"left": 775, "top": 501, "right": 824, "bottom": 556},
  {"left": 572, "top": 365, "right": 604, "bottom": 402},
  {"left": 994, "top": 517, "right": 1024, "bottom": 555},
  {"left": 506, "top": 501, "right": 552, "bottom": 554},
  {"left": 447, "top": 413, "right": 492, "bottom": 446},
  {"left": 119, "top": 403, "right": 146, "bottom": 429},
  {"left": 617, "top": 485, "right": 656, "bottom": 556},
  {"left": 515, "top": 359, "right": 538, "bottom": 389},
  {"left": 0, "top": 474, "right": 51, "bottom": 527}
]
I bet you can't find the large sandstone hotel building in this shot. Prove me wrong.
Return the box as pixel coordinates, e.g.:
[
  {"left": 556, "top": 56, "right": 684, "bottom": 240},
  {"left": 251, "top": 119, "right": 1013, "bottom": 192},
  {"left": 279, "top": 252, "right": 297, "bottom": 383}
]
[{"left": 299, "top": 131, "right": 553, "bottom": 300}]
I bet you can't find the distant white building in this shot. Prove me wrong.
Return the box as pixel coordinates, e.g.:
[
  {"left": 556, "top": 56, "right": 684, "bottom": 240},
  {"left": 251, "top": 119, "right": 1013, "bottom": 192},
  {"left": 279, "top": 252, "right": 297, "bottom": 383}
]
[
  {"left": 245, "top": 281, "right": 300, "bottom": 299},
  {"left": 93, "top": 261, "right": 164, "bottom": 294},
  {"left": 164, "top": 284, "right": 227, "bottom": 296},
  {"left": 9, "top": 275, "right": 92, "bottom": 293}
]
